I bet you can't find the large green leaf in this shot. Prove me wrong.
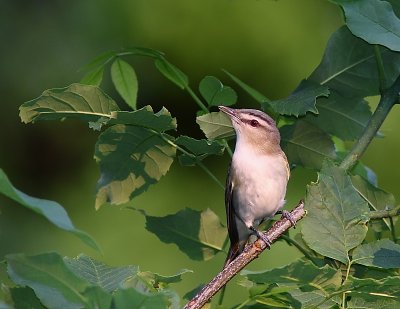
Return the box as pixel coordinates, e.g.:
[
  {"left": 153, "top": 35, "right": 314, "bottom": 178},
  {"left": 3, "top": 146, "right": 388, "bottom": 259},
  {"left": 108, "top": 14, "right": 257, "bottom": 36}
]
[
  {"left": 19, "top": 83, "right": 120, "bottom": 128},
  {"left": 310, "top": 26, "right": 400, "bottom": 97},
  {"left": 196, "top": 112, "right": 234, "bottom": 140},
  {"left": 10, "top": 287, "right": 46, "bottom": 309},
  {"left": 0, "top": 169, "right": 99, "bottom": 251},
  {"left": 112, "top": 288, "right": 169, "bottom": 309},
  {"left": 6, "top": 253, "right": 91, "bottom": 309},
  {"left": 175, "top": 136, "right": 225, "bottom": 166},
  {"left": 154, "top": 58, "right": 188, "bottom": 89},
  {"left": 304, "top": 92, "right": 372, "bottom": 141},
  {"left": 335, "top": 0, "right": 400, "bottom": 52},
  {"left": 144, "top": 208, "right": 227, "bottom": 261},
  {"left": 83, "top": 286, "right": 113, "bottom": 309},
  {"left": 302, "top": 160, "right": 370, "bottom": 264},
  {"left": 269, "top": 79, "right": 329, "bottom": 117},
  {"left": 198, "top": 76, "right": 237, "bottom": 107},
  {"left": 111, "top": 58, "right": 138, "bottom": 110},
  {"left": 94, "top": 125, "right": 176, "bottom": 209},
  {"left": 280, "top": 121, "right": 336, "bottom": 169},
  {"left": 64, "top": 254, "right": 138, "bottom": 293},
  {"left": 352, "top": 239, "right": 400, "bottom": 268}
]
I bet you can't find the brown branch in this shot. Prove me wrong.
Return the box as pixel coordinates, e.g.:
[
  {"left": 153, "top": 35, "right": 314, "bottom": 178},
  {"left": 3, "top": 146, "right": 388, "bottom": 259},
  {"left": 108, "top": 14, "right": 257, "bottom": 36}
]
[{"left": 184, "top": 200, "right": 306, "bottom": 309}]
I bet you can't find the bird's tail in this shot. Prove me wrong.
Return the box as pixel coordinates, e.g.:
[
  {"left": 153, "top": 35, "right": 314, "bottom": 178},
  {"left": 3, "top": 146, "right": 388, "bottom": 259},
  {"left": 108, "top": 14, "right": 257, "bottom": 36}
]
[{"left": 223, "top": 242, "right": 244, "bottom": 268}]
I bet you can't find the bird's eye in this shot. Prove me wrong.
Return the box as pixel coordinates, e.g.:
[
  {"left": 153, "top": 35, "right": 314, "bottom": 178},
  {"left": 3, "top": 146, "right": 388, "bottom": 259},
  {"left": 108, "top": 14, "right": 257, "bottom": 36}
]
[{"left": 250, "top": 119, "right": 259, "bottom": 127}]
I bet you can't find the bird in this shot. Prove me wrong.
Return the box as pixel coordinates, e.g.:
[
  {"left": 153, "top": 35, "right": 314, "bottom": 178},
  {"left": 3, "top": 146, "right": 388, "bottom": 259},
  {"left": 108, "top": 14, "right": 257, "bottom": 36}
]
[{"left": 219, "top": 106, "right": 293, "bottom": 267}]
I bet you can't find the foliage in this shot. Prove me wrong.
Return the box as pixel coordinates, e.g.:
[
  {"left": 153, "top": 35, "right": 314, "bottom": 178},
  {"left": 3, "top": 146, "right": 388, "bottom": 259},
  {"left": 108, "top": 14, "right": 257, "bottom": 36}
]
[{"left": 1, "top": 0, "right": 400, "bottom": 308}]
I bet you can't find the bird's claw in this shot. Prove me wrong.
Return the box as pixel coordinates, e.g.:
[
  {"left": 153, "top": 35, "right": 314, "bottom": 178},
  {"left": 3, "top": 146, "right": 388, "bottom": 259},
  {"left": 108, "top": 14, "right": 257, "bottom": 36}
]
[{"left": 250, "top": 226, "right": 272, "bottom": 249}]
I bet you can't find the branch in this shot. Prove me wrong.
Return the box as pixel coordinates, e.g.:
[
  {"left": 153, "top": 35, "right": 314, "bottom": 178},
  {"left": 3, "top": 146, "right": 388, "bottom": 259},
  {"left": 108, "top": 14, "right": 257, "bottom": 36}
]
[
  {"left": 184, "top": 201, "right": 306, "bottom": 309},
  {"left": 369, "top": 207, "right": 400, "bottom": 220}
]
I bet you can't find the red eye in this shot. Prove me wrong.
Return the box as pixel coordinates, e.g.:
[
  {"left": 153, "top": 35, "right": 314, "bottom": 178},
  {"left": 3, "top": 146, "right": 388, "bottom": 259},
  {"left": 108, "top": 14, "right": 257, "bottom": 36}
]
[{"left": 250, "top": 119, "right": 259, "bottom": 127}]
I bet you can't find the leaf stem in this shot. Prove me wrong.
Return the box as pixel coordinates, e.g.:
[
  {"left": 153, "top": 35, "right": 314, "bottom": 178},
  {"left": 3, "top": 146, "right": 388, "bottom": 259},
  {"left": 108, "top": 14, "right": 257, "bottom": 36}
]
[
  {"left": 186, "top": 86, "right": 209, "bottom": 113},
  {"left": 340, "top": 74, "right": 400, "bottom": 171},
  {"left": 373, "top": 45, "right": 387, "bottom": 91},
  {"left": 280, "top": 234, "right": 319, "bottom": 265},
  {"left": 389, "top": 216, "right": 398, "bottom": 243}
]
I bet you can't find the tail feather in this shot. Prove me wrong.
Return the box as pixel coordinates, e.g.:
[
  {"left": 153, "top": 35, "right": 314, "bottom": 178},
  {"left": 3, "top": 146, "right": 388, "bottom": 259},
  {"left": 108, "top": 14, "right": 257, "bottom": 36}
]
[{"left": 223, "top": 242, "right": 244, "bottom": 268}]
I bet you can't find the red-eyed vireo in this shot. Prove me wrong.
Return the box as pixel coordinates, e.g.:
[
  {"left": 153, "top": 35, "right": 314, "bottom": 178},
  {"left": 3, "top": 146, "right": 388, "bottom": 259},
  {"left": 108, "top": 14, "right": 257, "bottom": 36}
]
[{"left": 219, "top": 106, "right": 294, "bottom": 267}]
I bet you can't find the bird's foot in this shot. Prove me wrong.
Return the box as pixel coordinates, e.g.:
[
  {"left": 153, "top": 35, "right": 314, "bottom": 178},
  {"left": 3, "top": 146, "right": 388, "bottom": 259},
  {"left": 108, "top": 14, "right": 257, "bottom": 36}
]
[
  {"left": 280, "top": 210, "right": 296, "bottom": 228},
  {"left": 250, "top": 226, "right": 272, "bottom": 249}
]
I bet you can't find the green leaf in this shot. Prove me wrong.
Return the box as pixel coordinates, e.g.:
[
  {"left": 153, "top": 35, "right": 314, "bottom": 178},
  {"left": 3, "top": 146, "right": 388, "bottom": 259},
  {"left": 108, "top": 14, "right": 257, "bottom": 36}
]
[
  {"left": 19, "top": 83, "right": 120, "bottom": 128},
  {"left": 269, "top": 79, "right": 329, "bottom": 117},
  {"left": 81, "top": 66, "right": 104, "bottom": 86},
  {"left": 196, "top": 112, "right": 234, "bottom": 140},
  {"left": 144, "top": 208, "right": 227, "bottom": 261},
  {"left": 111, "top": 58, "right": 138, "bottom": 110},
  {"left": 304, "top": 92, "right": 372, "bottom": 141},
  {"left": 121, "top": 47, "right": 165, "bottom": 58},
  {"left": 0, "top": 169, "right": 99, "bottom": 251},
  {"left": 6, "top": 253, "right": 91, "bottom": 309},
  {"left": 302, "top": 160, "right": 370, "bottom": 264},
  {"left": 310, "top": 26, "right": 400, "bottom": 97},
  {"left": 94, "top": 125, "right": 176, "bottom": 209},
  {"left": 352, "top": 239, "right": 400, "bottom": 268},
  {"left": 198, "top": 76, "right": 237, "bottom": 107},
  {"left": 10, "top": 287, "right": 46, "bottom": 309},
  {"left": 154, "top": 58, "right": 188, "bottom": 89},
  {"left": 336, "top": 0, "right": 400, "bottom": 52},
  {"left": 137, "top": 269, "right": 192, "bottom": 290},
  {"left": 80, "top": 50, "right": 116, "bottom": 73},
  {"left": 109, "top": 106, "right": 177, "bottom": 132},
  {"left": 112, "top": 288, "right": 169, "bottom": 309},
  {"left": 83, "top": 286, "right": 113, "bottom": 309},
  {"left": 289, "top": 289, "right": 339, "bottom": 309},
  {"left": 64, "top": 254, "right": 139, "bottom": 293},
  {"left": 175, "top": 136, "right": 225, "bottom": 166},
  {"left": 280, "top": 121, "right": 336, "bottom": 169}
]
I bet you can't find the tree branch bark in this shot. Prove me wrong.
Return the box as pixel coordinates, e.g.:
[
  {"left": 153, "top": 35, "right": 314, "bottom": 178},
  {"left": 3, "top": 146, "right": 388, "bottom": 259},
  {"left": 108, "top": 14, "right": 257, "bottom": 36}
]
[{"left": 184, "top": 200, "right": 306, "bottom": 309}]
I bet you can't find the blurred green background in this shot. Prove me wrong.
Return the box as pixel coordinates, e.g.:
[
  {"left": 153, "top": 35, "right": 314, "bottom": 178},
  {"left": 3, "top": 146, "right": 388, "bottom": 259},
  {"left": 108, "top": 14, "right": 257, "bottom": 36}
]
[{"left": 1, "top": 0, "right": 399, "bottom": 306}]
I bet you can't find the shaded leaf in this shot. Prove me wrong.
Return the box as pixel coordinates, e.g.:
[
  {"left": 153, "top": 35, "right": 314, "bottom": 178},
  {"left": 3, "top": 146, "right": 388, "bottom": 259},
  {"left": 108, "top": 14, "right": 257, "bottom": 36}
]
[
  {"left": 196, "top": 112, "right": 234, "bottom": 140},
  {"left": 6, "top": 253, "right": 91, "bottom": 309},
  {"left": 19, "top": 83, "right": 119, "bottom": 128},
  {"left": 199, "top": 76, "right": 237, "bottom": 107},
  {"left": 175, "top": 136, "right": 225, "bottom": 166},
  {"left": 289, "top": 288, "right": 339, "bottom": 309},
  {"left": 94, "top": 125, "right": 176, "bottom": 209},
  {"left": 122, "top": 47, "right": 165, "bottom": 58},
  {"left": 155, "top": 58, "right": 188, "bottom": 89},
  {"left": 112, "top": 288, "right": 169, "bottom": 309},
  {"left": 10, "top": 287, "right": 46, "bottom": 309},
  {"left": 83, "top": 286, "right": 113, "bottom": 309},
  {"left": 0, "top": 169, "right": 99, "bottom": 251},
  {"left": 81, "top": 66, "right": 104, "bottom": 86},
  {"left": 352, "top": 239, "right": 400, "bottom": 268},
  {"left": 302, "top": 160, "right": 370, "bottom": 264},
  {"left": 280, "top": 121, "right": 336, "bottom": 169},
  {"left": 144, "top": 208, "right": 226, "bottom": 261},
  {"left": 310, "top": 26, "right": 400, "bottom": 97},
  {"left": 64, "top": 254, "right": 138, "bottom": 293},
  {"left": 269, "top": 79, "right": 329, "bottom": 116},
  {"left": 111, "top": 58, "right": 138, "bottom": 110},
  {"left": 336, "top": 0, "right": 400, "bottom": 52},
  {"left": 304, "top": 92, "right": 372, "bottom": 141}
]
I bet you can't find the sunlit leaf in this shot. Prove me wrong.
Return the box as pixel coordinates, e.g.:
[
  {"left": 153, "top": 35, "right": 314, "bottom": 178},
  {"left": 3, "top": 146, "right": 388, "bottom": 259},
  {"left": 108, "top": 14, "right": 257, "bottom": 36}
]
[
  {"left": 111, "top": 58, "right": 138, "bottom": 110},
  {"left": 95, "top": 125, "right": 176, "bottom": 209},
  {"left": 137, "top": 269, "right": 192, "bottom": 290},
  {"left": 352, "top": 239, "right": 400, "bottom": 269},
  {"left": 302, "top": 160, "right": 370, "bottom": 264},
  {"left": 196, "top": 112, "right": 234, "bottom": 140},
  {"left": 269, "top": 79, "right": 329, "bottom": 117},
  {"left": 280, "top": 121, "right": 336, "bottom": 169},
  {"left": 144, "top": 208, "right": 227, "bottom": 261},
  {"left": 334, "top": 0, "right": 400, "bottom": 52},
  {"left": 198, "top": 76, "right": 237, "bottom": 107},
  {"left": 80, "top": 50, "right": 116, "bottom": 73},
  {"left": 81, "top": 66, "right": 104, "bottom": 86},
  {"left": 6, "top": 253, "right": 91, "bottom": 309},
  {"left": 155, "top": 58, "right": 188, "bottom": 89},
  {"left": 0, "top": 169, "right": 99, "bottom": 251},
  {"left": 19, "top": 83, "right": 120, "bottom": 128}
]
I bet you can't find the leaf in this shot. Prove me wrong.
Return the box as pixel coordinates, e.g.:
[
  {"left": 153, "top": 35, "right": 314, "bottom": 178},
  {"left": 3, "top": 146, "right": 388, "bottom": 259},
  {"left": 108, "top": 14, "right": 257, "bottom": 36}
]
[
  {"left": 10, "top": 287, "right": 46, "bottom": 309},
  {"left": 154, "top": 58, "right": 188, "bottom": 89},
  {"left": 302, "top": 160, "right": 370, "bottom": 264},
  {"left": 175, "top": 136, "right": 225, "bottom": 166},
  {"left": 80, "top": 50, "right": 116, "bottom": 73},
  {"left": 280, "top": 121, "right": 336, "bottom": 169},
  {"left": 64, "top": 254, "right": 139, "bottom": 293},
  {"left": 19, "top": 83, "right": 120, "bottom": 128},
  {"left": 304, "top": 92, "right": 372, "bottom": 141},
  {"left": 352, "top": 239, "right": 400, "bottom": 268},
  {"left": 94, "top": 125, "right": 176, "bottom": 209},
  {"left": 336, "top": 0, "right": 400, "bottom": 52},
  {"left": 112, "top": 288, "right": 169, "bottom": 309},
  {"left": 109, "top": 106, "right": 177, "bottom": 132},
  {"left": 289, "top": 289, "right": 339, "bottom": 309},
  {"left": 310, "top": 26, "right": 400, "bottom": 98},
  {"left": 81, "top": 66, "right": 104, "bottom": 86},
  {"left": 0, "top": 169, "right": 99, "bottom": 251},
  {"left": 144, "top": 208, "right": 227, "bottom": 261},
  {"left": 6, "top": 253, "right": 91, "bottom": 309},
  {"left": 122, "top": 47, "right": 165, "bottom": 58},
  {"left": 111, "top": 58, "right": 138, "bottom": 110},
  {"left": 269, "top": 79, "right": 329, "bottom": 117},
  {"left": 137, "top": 269, "right": 192, "bottom": 290},
  {"left": 83, "top": 286, "right": 113, "bottom": 309},
  {"left": 196, "top": 112, "right": 234, "bottom": 140},
  {"left": 198, "top": 76, "right": 237, "bottom": 107}
]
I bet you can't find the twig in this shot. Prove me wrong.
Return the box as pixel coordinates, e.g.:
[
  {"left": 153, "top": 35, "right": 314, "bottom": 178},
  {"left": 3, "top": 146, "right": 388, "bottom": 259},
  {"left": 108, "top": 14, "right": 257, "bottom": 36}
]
[{"left": 183, "top": 201, "right": 306, "bottom": 309}]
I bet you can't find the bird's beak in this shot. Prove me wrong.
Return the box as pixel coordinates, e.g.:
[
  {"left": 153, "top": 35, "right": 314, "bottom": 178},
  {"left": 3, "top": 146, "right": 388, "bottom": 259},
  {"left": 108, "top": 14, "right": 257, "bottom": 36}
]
[{"left": 219, "top": 106, "right": 236, "bottom": 118}]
